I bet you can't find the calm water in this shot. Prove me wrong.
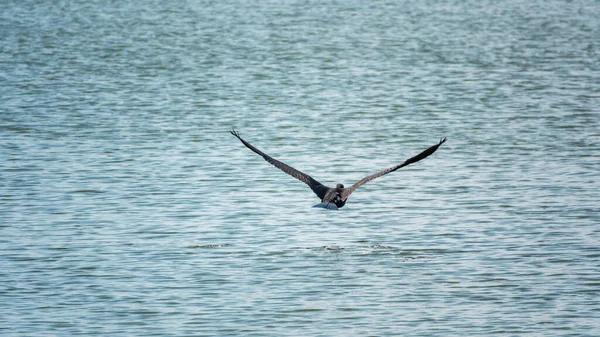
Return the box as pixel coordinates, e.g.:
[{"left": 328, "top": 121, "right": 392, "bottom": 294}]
[{"left": 1, "top": 0, "right": 599, "bottom": 336}]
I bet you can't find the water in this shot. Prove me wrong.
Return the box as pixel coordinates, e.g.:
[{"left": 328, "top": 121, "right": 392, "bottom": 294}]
[{"left": 1, "top": 0, "right": 599, "bottom": 336}]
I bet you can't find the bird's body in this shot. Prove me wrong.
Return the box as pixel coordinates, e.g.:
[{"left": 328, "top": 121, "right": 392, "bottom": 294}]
[
  {"left": 230, "top": 129, "right": 446, "bottom": 210},
  {"left": 315, "top": 183, "right": 346, "bottom": 210}
]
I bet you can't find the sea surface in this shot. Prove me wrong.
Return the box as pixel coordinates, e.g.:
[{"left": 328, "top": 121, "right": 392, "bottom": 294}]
[{"left": 1, "top": 0, "right": 599, "bottom": 336}]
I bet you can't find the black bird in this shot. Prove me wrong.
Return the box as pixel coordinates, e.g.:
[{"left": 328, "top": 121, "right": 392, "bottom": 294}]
[{"left": 230, "top": 129, "right": 447, "bottom": 210}]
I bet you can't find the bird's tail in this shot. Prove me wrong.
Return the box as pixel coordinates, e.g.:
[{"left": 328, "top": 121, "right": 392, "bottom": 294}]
[{"left": 313, "top": 202, "right": 339, "bottom": 210}]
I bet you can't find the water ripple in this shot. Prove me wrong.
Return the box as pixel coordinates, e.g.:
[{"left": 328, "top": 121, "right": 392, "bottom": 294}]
[{"left": 2, "top": 0, "right": 599, "bottom": 336}]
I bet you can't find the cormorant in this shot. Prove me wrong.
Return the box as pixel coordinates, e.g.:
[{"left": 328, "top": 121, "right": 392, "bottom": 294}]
[{"left": 230, "top": 129, "right": 446, "bottom": 210}]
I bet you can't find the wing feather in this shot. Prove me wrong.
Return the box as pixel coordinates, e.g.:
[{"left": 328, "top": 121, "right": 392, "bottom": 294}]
[
  {"left": 342, "top": 137, "right": 447, "bottom": 200},
  {"left": 230, "top": 129, "right": 329, "bottom": 200}
]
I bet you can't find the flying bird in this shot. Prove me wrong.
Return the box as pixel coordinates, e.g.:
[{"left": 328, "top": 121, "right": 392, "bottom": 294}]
[{"left": 230, "top": 129, "right": 446, "bottom": 210}]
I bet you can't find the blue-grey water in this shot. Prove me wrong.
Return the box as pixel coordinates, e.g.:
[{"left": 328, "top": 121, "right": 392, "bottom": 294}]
[{"left": 1, "top": 0, "right": 599, "bottom": 336}]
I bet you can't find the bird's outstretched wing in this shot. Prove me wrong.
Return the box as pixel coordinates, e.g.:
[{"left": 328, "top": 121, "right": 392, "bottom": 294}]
[
  {"left": 230, "top": 129, "right": 329, "bottom": 200},
  {"left": 342, "top": 137, "right": 447, "bottom": 200}
]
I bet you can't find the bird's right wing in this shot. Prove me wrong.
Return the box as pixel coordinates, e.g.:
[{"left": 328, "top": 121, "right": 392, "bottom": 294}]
[
  {"left": 230, "top": 129, "right": 329, "bottom": 200},
  {"left": 342, "top": 137, "right": 447, "bottom": 200}
]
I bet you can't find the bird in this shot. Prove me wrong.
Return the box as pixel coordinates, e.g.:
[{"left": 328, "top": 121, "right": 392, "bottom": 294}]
[{"left": 230, "top": 129, "right": 447, "bottom": 210}]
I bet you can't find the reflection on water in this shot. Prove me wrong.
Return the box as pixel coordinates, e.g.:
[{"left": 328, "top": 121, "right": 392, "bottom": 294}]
[{"left": 1, "top": 0, "right": 599, "bottom": 336}]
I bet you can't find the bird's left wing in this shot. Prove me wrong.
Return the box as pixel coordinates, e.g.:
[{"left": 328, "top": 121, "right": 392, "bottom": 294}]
[
  {"left": 342, "top": 137, "right": 447, "bottom": 200},
  {"left": 230, "top": 129, "right": 329, "bottom": 200}
]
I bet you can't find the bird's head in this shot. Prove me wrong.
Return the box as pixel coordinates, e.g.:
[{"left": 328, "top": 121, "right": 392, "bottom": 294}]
[{"left": 336, "top": 183, "right": 344, "bottom": 189}]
